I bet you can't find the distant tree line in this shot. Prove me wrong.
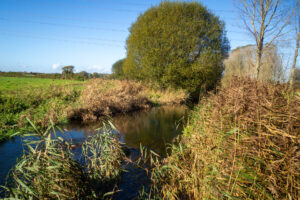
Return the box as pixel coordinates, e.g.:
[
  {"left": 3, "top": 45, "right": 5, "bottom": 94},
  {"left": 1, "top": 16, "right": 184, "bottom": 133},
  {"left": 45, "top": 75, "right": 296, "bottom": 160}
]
[{"left": 0, "top": 66, "right": 109, "bottom": 81}]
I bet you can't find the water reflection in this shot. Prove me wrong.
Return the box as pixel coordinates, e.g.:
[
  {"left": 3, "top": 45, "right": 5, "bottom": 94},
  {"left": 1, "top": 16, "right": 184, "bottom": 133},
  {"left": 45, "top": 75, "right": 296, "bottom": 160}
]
[
  {"left": 66, "top": 105, "right": 187, "bottom": 156},
  {"left": 114, "top": 105, "right": 187, "bottom": 155}
]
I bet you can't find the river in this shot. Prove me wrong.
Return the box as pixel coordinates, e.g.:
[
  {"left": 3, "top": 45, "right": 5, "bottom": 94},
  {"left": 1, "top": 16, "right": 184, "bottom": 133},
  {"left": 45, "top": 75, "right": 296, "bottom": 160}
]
[{"left": 0, "top": 105, "right": 188, "bottom": 199}]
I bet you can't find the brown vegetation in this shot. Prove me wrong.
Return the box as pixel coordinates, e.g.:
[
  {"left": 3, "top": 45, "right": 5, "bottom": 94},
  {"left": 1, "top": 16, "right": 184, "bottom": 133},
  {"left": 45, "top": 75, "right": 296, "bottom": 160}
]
[
  {"left": 67, "top": 79, "right": 188, "bottom": 123},
  {"left": 68, "top": 79, "right": 150, "bottom": 123},
  {"left": 143, "top": 87, "right": 187, "bottom": 105},
  {"left": 150, "top": 77, "right": 300, "bottom": 199}
]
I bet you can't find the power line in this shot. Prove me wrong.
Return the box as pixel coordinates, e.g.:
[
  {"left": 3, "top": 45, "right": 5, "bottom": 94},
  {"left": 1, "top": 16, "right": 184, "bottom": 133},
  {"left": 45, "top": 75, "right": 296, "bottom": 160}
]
[
  {"left": 0, "top": 31, "right": 295, "bottom": 57},
  {"left": 79, "top": 0, "right": 150, "bottom": 7},
  {"left": 0, "top": 11, "right": 132, "bottom": 25},
  {"left": 0, "top": 17, "right": 128, "bottom": 32},
  {"left": 5, "top": 0, "right": 143, "bottom": 13},
  {"left": 0, "top": 29, "right": 125, "bottom": 43},
  {"left": 1, "top": 16, "right": 295, "bottom": 40},
  {"left": 0, "top": 17, "right": 250, "bottom": 34},
  {"left": 0, "top": 31, "right": 124, "bottom": 47},
  {"left": 6, "top": 0, "right": 240, "bottom": 14},
  {"left": 9, "top": 0, "right": 150, "bottom": 7},
  {"left": 0, "top": 11, "right": 240, "bottom": 28},
  {"left": 212, "top": 9, "right": 238, "bottom": 13}
]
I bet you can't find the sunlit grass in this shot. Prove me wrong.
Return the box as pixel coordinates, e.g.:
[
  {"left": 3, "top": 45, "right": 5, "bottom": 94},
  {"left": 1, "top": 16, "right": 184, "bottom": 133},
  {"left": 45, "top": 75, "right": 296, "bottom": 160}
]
[{"left": 0, "top": 76, "right": 83, "bottom": 95}]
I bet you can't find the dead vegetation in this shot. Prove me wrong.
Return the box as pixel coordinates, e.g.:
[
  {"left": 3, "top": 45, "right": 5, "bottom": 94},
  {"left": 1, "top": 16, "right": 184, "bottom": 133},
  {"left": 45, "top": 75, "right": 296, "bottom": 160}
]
[
  {"left": 143, "top": 87, "right": 187, "bottom": 105},
  {"left": 68, "top": 79, "right": 150, "bottom": 123},
  {"left": 67, "top": 79, "right": 188, "bottom": 123},
  {"left": 149, "top": 77, "right": 300, "bottom": 199}
]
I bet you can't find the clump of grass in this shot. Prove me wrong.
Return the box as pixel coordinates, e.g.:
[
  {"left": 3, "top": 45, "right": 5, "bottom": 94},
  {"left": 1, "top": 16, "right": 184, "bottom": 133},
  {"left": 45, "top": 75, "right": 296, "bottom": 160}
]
[
  {"left": 69, "top": 79, "right": 150, "bottom": 123},
  {"left": 82, "top": 122, "right": 125, "bottom": 198},
  {"left": 2, "top": 120, "right": 125, "bottom": 199},
  {"left": 2, "top": 122, "right": 88, "bottom": 199},
  {"left": 144, "top": 87, "right": 188, "bottom": 105},
  {"left": 147, "top": 77, "right": 300, "bottom": 199},
  {"left": 68, "top": 79, "right": 189, "bottom": 123}
]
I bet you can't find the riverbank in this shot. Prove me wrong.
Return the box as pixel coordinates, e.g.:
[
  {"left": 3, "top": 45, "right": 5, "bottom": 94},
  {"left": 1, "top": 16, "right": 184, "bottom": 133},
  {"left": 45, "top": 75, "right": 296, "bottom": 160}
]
[
  {"left": 146, "top": 77, "right": 300, "bottom": 199},
  {"left": 0, "top": 77, "right": 188, "bottom": 142},
  {"left": 0, "top": 77, "right": 84, "bottom": 142},
  {"left": 68, "top": 79, "right": 187, "bottom": 123}
]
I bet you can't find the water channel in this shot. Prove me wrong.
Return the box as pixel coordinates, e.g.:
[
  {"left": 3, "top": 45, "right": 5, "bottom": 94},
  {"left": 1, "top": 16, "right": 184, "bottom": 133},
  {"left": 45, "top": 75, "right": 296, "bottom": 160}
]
[{"left": 0, "top": 105, "right": 188, "bottom": 199}]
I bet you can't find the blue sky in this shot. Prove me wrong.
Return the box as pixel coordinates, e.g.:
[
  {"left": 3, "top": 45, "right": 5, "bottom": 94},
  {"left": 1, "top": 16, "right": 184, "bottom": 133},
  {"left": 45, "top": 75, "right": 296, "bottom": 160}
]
[{"left": 0, "top": 0, "right": 296, "bottom": 74}]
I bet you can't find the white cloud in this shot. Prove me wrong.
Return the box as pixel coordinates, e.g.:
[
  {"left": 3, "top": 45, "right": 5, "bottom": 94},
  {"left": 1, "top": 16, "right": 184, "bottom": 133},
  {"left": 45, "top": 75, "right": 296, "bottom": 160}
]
[
  {"left": 52, "top": 63, "right": 61, "bottom": 70},
  {"left": 86, "top": 65, "right": 111, "bottom": 73}
]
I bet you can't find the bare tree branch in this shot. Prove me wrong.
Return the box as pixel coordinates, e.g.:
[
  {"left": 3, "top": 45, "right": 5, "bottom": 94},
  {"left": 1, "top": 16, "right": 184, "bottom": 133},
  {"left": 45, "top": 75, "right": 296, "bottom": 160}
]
[{"left": 238, "top": 0, "right": 297, "bottom": 79}]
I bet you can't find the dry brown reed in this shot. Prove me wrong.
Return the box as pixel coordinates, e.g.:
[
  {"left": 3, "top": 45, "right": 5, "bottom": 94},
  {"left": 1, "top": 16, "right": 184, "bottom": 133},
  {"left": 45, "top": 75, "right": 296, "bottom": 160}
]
[
  {"left": 150, "top": 77, "right": 300, "bottom": 199},
  {"left": 143, "top": 87, "right": 188, "bottom": 105},
  {"left": 68, "top": 79, "right": 150, "bottom": 123}
]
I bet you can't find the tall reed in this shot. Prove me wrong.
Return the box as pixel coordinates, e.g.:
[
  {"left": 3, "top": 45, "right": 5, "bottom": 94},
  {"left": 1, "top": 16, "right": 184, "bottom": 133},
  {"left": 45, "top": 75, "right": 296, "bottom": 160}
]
[
  {"left": 82, "top": 121, "right": 125, "bottom": 198},
  {"left": 144, "top": 77, "right": 300, "bottom": 200},
  {"left": 2, "top": 120, "right": 125, "bottom": 199},
  {"left": 2, "top": 121, "right": 87, "bottom": 199}
]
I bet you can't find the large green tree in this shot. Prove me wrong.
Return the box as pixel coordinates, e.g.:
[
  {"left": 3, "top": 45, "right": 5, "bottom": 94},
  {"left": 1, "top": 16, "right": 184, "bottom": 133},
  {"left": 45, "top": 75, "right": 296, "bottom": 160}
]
[{"left": 123, "top": 1, "right": 229, "bottom": 95}]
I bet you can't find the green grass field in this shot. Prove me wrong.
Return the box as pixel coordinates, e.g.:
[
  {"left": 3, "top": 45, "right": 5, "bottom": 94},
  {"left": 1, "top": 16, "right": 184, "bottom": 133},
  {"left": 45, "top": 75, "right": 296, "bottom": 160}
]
[
  {"left": 0, "top": 77, "right": 83, "bottom": 95},
  {"left": 0, "top": 77, "right": 85, "bottom": 141}
]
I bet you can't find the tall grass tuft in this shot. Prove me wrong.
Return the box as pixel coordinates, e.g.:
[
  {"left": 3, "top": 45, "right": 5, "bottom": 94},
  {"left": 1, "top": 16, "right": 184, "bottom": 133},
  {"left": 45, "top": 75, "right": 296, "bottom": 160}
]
[
  {"left": 82, "top": 122, "right": 125, "bottom": 198},
  {"left": 2, "top": 120, "right": 125, "bottom": 199},
  {"left": 146, "top": 77, "right": 300, "bottom": 199},
  {"left": 2, "top": 121, "right": 87, "bottom": 199},
  {"left": 68, "top": 79, "right": 150, "bottom": 123}
]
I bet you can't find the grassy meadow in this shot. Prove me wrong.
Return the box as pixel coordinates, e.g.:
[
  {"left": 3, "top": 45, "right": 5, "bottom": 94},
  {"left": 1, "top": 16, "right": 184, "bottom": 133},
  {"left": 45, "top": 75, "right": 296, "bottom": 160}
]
[
  {"left": 0, "top": 77, "right": 83, "bottom": 93},
  {"left": 0, "top": 77, "right": 84, "bottom": 141}
]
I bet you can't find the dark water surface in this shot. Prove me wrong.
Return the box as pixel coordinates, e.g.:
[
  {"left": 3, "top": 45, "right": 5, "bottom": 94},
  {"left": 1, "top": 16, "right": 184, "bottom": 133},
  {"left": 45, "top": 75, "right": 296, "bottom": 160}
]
[{"left": 0, "top": 105, "right": 188, "bottom": 198}]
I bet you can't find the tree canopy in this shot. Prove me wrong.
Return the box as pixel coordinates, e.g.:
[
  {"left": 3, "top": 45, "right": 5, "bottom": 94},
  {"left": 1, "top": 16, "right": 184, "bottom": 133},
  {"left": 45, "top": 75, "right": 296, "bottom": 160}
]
[
  {"left": 62, "top": 66, "right": 74, "bottom": 79},
  {"left": 123, "top": 1, "right": 229, "bottom": 95}
]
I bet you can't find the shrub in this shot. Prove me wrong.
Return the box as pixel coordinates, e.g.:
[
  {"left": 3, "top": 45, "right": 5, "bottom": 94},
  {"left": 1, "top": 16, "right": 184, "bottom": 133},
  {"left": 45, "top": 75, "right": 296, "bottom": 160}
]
[{"left": 124, "top": 1, "right": 229, "bottom": 96}]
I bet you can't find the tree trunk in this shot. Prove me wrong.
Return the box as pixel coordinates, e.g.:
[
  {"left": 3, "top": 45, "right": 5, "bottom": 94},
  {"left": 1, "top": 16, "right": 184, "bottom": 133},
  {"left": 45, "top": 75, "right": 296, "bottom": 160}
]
[
  {"left": 289, "top": 31, "right": 300, "bottom": 90},
  {"left": 256, "top": 42, "right": 263, "bottom": 79}
]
